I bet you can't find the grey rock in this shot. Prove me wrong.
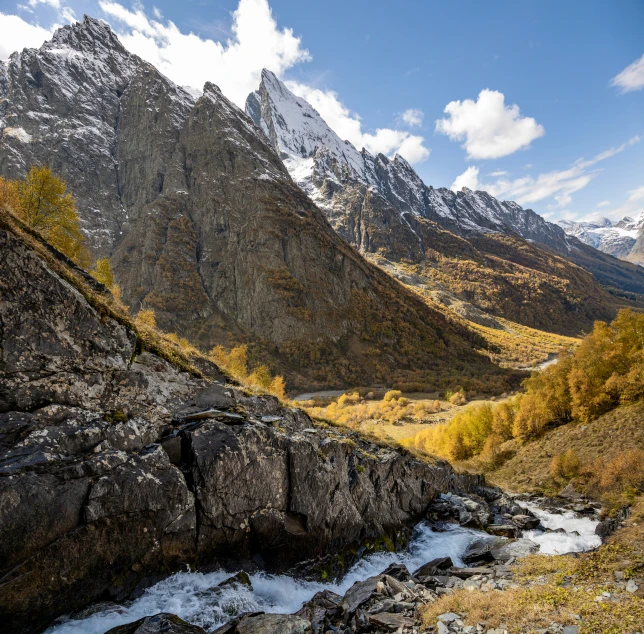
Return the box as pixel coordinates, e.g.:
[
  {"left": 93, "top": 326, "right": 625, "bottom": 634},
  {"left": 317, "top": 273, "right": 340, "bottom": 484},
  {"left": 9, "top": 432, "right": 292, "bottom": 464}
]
[
  {"left": 367, "top": 612, "right": 415, "bottom": 631},
  {"left": 0, "top": 217, "right": 482, "bottom": 633},
  {"left": 105, "top": 613, "right": 207, "bottom": 633}
]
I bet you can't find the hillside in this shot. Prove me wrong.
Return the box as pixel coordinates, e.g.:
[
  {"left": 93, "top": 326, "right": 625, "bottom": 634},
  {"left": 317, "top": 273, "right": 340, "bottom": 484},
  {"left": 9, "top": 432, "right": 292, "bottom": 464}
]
[
  {"left": 0, "top": 17, "right": 515, "bottom": 394},
  {"left": 247, "top": 70, "right": 644, "bottom": 335},
  {"left": 0, "top": 204, "right": 485, "bottom": 633}
]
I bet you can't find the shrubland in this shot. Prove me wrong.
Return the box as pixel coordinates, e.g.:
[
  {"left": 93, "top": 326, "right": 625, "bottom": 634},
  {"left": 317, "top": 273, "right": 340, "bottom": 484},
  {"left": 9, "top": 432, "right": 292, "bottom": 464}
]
[
  {"left": 407, "top": 309, "right": 644, "bottom": 466},
  {"left": 304, "top": 390, "right": 442, "bottom": 429}
]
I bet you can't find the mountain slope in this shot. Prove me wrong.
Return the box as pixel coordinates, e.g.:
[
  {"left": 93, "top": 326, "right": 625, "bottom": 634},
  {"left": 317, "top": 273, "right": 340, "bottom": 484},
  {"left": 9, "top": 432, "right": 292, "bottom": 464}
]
[
  {"left": 0, "top": 17, "right": 512, "bottom": 392},
  {"left": 246, "top": 71, "right": 644, "bottom": 332}
]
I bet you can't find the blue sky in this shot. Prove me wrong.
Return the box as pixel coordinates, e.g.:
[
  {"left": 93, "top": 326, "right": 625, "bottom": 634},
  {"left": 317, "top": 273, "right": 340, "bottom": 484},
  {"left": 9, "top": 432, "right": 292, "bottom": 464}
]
[{"left": 1, "top": 0, "right": 643, "bottom": 222}]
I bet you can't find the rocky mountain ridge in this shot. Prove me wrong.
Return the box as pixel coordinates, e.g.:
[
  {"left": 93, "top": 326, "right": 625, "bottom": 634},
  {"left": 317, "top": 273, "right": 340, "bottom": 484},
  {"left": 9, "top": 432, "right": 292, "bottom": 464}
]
[
  {"left": 246, "top": 71, "right": 644, "bottom": 326},
  {"left": 0, "top": 208, "right": 482, "bottom": 634},
  {"left": 0, "top": 16, "right": 505, "bottom": 393}
]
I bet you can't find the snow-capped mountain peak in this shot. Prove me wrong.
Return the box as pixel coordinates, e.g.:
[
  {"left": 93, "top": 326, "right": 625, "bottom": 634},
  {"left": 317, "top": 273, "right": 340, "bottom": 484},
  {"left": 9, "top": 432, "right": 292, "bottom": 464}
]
[
  {"left": 245, "top": 69, "right": 576, "bottom": 255},
  {"left": 558, "top": 213, "right": 644, "bottom": 261}
]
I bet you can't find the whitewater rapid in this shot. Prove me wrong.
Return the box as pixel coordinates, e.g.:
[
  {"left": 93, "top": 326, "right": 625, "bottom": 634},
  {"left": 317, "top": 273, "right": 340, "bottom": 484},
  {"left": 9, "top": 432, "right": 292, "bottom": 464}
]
[{"left": 45, "top": 504, "right": 601, "bottom": 634}]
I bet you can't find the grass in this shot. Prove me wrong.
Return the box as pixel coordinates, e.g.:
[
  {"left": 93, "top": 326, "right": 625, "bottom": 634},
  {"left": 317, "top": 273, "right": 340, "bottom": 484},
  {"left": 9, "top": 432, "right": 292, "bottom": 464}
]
[
  {"left": 421, "top": 499, "right": 644, "bottom": 633},
  {"left": 483, "top": 400, "right": 644, "bottom": 499}
]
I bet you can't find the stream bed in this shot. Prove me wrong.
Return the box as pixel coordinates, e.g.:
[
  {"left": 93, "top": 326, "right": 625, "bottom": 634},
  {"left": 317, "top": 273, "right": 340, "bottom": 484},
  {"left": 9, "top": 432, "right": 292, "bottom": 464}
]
[{"left": 45, "top": 500, "right": 602, "bottom": 634}]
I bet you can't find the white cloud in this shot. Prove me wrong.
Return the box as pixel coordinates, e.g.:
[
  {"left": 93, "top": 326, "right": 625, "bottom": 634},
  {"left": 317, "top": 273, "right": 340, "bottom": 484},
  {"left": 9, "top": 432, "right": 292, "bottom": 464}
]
[
  {"left": 597, "top": 200, "right": 611, "bottom": 208},
  {"left": 489, "top": 170, "right": 507, "bottom": 177},
  {"left": 436, "top": 89, "right": 545, "bottom": 160},
  {"left": 98, "top": 0, "right": 311, "bottom": 107},
  {"left": 4, "top": 0, "right": 430, "bottom": 164},
  {"left": 0, "top": 13, "right": 52, "bottom": 59},
  {"left": 28, "top": 0, "right": 61, "bottom": 8},
  {"left": 401, "top": 108, "right": 423, "bottom": 127},
  {"left": 610, "top": 53, "right": 644, "bottom": 93},
  {"left": 579, "top": 186, "right": 644, "bottom": 223},
  {"left": 451, "top": 166, "right": 480, "bottom": 191},
  {"left": 287, "top": 82, "right": 430, "bottom": 164},
  {"left": 450, "top": 136, "right": 640, "bottom": 208}
]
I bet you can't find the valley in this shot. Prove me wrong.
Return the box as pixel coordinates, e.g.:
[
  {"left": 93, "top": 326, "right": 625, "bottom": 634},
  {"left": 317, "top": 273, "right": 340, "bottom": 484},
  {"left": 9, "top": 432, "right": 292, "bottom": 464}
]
[{"left": 0, "top": 9, "right": 643, "bottom": 634}]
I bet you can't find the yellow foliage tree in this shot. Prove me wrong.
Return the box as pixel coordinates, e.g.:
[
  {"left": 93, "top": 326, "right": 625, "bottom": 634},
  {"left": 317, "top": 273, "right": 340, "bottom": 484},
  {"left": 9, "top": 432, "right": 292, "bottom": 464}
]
[
  {"left": 16, "top": 166, "right": 90, "bottom": 267},
  {"left": 91, "top": 258, "right": 115, "bottom": 288},
  {"left": 0, "top": 177, "right": 21, "bottom": 211}
]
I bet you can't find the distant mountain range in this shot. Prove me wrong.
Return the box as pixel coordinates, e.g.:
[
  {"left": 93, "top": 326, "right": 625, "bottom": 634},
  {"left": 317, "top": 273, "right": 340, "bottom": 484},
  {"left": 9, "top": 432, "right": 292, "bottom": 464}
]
[
  {"left": 246, "top": 70, "right": 644, "bottom": 333},
  {"left": 559, "top": 213, "right": 644, "bottom": 265},
  {"left": 0, "top": 16, "right": 508, "bottom": 392}
]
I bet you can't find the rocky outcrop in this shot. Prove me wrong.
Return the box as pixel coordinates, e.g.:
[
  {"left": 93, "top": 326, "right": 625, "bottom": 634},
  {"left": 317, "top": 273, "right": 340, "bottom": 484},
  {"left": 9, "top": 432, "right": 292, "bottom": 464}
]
[
  {"left": 0, "top": 17, "right": 507, "bottom": 392},
  {"left": 0, "top": 217, "right": 482, "bottom": 633}
]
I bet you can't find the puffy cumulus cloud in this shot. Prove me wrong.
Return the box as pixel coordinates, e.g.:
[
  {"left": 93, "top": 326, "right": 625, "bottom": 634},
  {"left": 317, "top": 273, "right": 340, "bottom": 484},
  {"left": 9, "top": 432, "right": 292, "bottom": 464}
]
[
  {"left": 436, "top": 89, "right": 545, "bottom": 160},
  {"left": 450, "top": 136, "right": 640, "bottom": 209},
  {"left": 610, "top": 53, "right": 644, "bottom": 93},
  {"left": 98, "top": 0, "right": 311, "bottom": 107},
  {"left": 287, "top": 82, "right": 430, "bottom": 164},
  {"left": 451, "top": 166, "right": 481, "bottom": 192},
  {"left": 400, "top": 108, "right": 423, "bottom": 127},
  {"left": 0, "top": 13, "right": 53, "bottom": 59}
]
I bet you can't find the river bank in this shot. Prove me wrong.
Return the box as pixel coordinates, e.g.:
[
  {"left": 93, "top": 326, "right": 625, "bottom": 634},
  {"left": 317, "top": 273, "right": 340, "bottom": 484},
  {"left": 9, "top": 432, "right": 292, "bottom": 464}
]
[{"left": 45, "top": 491, "right": 610, "bottom": 634}]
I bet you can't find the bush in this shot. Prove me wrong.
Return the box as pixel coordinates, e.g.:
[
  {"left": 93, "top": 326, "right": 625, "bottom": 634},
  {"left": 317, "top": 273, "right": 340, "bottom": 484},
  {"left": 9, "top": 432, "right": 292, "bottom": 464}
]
[
  {"left": 549, "top": 450, "right": 581, "bottom": 480},
  {"left": 208, "top": 344, "right": 287, "bottom": 400},
  {"left": 135, "top": 309, "right": 157, "bottom": 329},
  {"left": 90, "top": 258, "right": 115, "bottom": 289}
]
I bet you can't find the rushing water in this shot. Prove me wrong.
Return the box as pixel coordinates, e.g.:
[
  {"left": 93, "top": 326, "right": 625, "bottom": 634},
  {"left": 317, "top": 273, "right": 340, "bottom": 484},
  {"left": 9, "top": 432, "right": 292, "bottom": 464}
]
[
  {"left": 518, "top": 501, "right": 602, "bottom": 555},
  {"left": 45, "top": 504, "right": 601, "bottom": 634}
]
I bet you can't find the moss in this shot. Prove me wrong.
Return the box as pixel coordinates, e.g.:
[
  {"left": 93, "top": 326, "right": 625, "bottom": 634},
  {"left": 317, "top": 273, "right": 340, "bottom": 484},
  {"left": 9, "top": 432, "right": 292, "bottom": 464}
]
[
  {"left": 355, "top": 464, "right": 365, "bottom": 474},
  {"left": 105, "top": 410, "right": 128, "bottom": 423}
]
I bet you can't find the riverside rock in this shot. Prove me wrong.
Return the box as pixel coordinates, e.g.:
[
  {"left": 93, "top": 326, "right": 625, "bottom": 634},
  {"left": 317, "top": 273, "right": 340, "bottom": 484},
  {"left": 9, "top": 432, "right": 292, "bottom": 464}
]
[{"left": 0, "top": 213, "right": 482, "bottom": 634}]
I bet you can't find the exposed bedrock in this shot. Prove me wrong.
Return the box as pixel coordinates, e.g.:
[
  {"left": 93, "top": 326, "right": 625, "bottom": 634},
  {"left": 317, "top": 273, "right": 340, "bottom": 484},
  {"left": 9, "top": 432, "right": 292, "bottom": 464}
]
[{"left": 0, "top": 225, "right": 480, "bottom": 633}]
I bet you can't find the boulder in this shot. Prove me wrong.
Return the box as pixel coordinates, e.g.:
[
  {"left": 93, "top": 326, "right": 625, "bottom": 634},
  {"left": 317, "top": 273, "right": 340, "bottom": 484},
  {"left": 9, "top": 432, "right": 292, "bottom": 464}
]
[
  {"left": 106, "top": 613, "right": 207, "bottom": 633},
  {"left": 367, "top": 612, "right": 415, "bottom": 631},
  {"left": 413, "top": 557, "right": 454, "bottom": 577}
]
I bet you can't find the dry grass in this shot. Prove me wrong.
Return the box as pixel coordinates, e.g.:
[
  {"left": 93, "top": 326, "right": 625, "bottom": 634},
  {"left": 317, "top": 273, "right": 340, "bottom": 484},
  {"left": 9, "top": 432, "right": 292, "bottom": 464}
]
[
  {"left": 422, "top": 499, "right": 644, "bottom": 633},
  {"left": 484, "top": 400, "right": 644, "bottom": 498}
]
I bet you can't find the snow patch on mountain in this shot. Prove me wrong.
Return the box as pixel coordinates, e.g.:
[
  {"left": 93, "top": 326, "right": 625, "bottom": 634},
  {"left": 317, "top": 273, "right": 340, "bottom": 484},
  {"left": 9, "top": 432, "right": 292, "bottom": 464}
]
[
  {"left": 246, "top": 70, "right": 576, "bottom": 253},
  {"left": 558, "top": 214, "right": 644, "bottom": 260}
]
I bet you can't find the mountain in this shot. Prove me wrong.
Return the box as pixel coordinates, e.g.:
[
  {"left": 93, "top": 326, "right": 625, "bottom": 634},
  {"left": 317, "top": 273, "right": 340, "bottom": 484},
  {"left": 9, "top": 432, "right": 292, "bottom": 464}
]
[
  {"left": 0, "top": 16, "right": 510, "bottom": 393},
  {"left": 559, "top": 213, "right": 644, "bottom": 263},
  {"left": 0, "top": 205, "right": 482, "bottom": 633},
  {"left": 246, "top": 71, "right": 644, "bottom": 332}
]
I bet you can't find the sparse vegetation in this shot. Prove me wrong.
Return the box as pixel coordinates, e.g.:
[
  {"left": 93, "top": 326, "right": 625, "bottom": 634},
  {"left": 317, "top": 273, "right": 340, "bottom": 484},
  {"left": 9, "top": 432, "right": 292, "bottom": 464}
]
[
  {"left": 304, "top": 390, "right": 441, "bottom": 429},
  {"left": 209, "top": 344, "right": 286, "bottom": 400}
]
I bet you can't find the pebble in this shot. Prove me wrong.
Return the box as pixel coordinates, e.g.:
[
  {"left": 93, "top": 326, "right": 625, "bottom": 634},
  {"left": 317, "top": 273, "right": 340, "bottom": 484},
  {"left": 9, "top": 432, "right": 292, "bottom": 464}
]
[{"left": 626, "top": 579, "right": 639, "bottom": 592}]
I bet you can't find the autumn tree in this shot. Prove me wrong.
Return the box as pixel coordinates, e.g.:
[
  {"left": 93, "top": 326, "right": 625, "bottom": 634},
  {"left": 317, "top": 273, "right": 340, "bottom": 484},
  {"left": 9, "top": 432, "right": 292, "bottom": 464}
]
[
  {"left": 91, "top": 258, "right": 115, "bottom": 288},
  {"left": 0, "top": 177, "right": 21, "bottom": 211},
  {"left": 16, "top": 165, "right": 90, "bottom": 267}
]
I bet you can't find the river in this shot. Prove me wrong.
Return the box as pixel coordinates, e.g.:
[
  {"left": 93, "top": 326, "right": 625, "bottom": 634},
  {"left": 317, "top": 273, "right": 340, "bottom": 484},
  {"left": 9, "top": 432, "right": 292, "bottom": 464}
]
[{"left": 45, "top": 501, "right": 601, "bottom": 634}]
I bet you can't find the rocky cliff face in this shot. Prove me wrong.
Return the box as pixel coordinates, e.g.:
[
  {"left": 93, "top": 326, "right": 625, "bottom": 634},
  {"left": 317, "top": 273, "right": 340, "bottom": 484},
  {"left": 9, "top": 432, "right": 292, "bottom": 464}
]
[
  {"left": 246, "top": 71, "right": 644, "bottom": 328},
  {"left": 0, "top": 17, "right": 505, "bottom": 392},
  {"left": 0, "top": 212, "right": 481, "bottom": 634}
]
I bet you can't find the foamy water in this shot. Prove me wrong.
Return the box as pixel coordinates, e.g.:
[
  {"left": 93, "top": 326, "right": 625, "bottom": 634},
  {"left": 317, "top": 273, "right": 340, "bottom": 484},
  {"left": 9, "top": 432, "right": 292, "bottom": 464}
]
[
  {"left": 45, "top": 523, "right": 492, "bottom": 634},
  {"left": 45, "top": 501, "right": 601, "bottom": 634},
  {"left": 518, "top": 502, "right": 602, "bottom": 555}
]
